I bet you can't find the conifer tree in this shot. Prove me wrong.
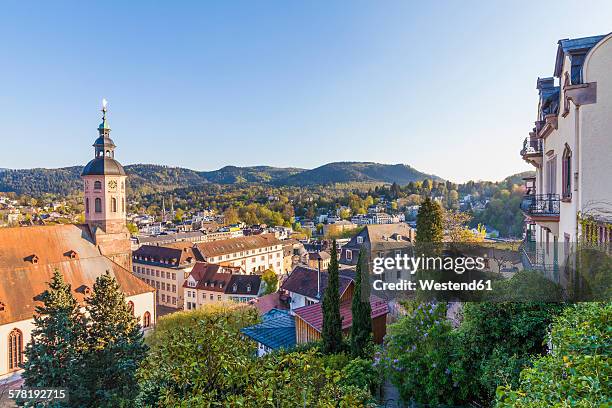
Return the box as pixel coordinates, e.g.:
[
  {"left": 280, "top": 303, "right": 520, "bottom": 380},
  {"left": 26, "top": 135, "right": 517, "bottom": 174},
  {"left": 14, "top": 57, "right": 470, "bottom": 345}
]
[
  {"left": 350, "top": 249, "right": 372, "bottom": 358},
  {"left": 22, "top": 269, "right": 86, "bottom": 390},
  {"left": 416, "top": 196, "right": 444, "bottom": 257},
  {"left": 321, "top": 240, "right": 343, "bottom": 354},
  {"left": 81, "top": 271, "right": 148, "bottom": 406}
]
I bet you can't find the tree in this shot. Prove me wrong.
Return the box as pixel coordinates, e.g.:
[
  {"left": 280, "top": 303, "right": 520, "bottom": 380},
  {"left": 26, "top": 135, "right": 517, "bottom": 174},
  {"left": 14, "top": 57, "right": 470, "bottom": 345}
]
[
  {"left": 496, "top": 303, "right": 610, "bottom": 407},
  {"left": 321, "top": 239, "right": 343, "bottom": 354},
  {"left": 224, "top": 207, "right": 239, "bottom": 225},
  {"left": 416, "top": 197, "right": 444, "bottom": 258},
  {"left": 350, "top": 249, "right": 372, "bottom": 358},
  {"left": 261, "top": 269, "right": 279, "bottom": 295},
  {"left": 81, "top": 272, "right": 148, "bottom": 406},
  {"left": 22, "top": 270, "right": 86, "bottom": 390}
]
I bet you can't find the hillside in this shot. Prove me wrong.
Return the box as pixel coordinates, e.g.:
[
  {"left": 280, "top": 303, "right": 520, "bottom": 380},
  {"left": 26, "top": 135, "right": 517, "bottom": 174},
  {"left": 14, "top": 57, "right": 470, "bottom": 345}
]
[
  {"left": 277, "top": 162, "right": 443, "bottom": 186},
  {"left": 0, "top": 161, "right": 443, "bottom": 196}
]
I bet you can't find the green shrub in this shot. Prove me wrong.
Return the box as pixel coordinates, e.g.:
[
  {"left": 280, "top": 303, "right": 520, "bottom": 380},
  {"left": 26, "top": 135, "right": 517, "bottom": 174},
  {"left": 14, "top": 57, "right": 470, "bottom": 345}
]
[
  {"left": 496, "top": 302, "right": 612, "bottom": 407},
  {"left": 381, "top": 302, "right": 457, "bottom": 406}
]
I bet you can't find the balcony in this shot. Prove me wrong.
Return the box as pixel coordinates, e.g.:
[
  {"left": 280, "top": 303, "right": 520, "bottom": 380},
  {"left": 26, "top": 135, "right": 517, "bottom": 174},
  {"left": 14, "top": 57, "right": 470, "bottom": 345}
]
[
  {"left": 521, "top": 194, "right": 560, "bottom": 234},
  {"left": 520, "top": 137, "right": 543, "bottom": 167}
]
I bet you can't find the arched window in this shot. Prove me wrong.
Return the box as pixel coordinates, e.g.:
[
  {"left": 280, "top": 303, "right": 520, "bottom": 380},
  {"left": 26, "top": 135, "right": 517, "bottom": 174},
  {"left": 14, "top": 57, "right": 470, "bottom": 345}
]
[
  {"left": 127, "top": 301, "right": 135, "bottom": 316},
  {"left": 111, "top": 198, "right": 117, "bottom": 212},
  {"left": 562, "top": 144, "right": 572, "bottom": 200},
  {"left": 122, "top": 198, "right": 125, "bottom": 213},
  {"left": 8, "top": 329, "right": 23, "bottom": 371},
  {"left": 85, "top": 198, "right": 89, "bottom": 214},
  {"left": 143, "top": 311, "right": 151, "bottom": 328},
  {"left": 95, "top": 198, "right": 102, "bottom": 213},
  {"left": 94, "top": 181, "right": 102, "bottom": 190}
]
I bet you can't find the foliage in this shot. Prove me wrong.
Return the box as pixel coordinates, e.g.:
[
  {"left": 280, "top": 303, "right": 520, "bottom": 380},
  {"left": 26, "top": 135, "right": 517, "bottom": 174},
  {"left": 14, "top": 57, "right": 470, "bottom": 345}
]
[
  {"left": 444, "top": 209, "right": 484, "bottom": 243},
  {"left": 350, "top": 249, "right": 373, "bottom": 358},
  {"left": 381, "top": 302, "right": 457, "bottom": 406},
  {"left": 322, "top": 240, "right": 343, "bottom": 354},
  {"left": 80, "top": 271, "right": 148, "bottom": 407},
  {"left": 138, "top": 304, "right": 375, "bottom": 407},
  {"left": 340, "top": 357, "right": 382, "bottom": 394},
  {"left": 496, "top": 302, "right": 611, "bottom": 407},
  {"left": 261, "top": 269, "right": 279, "bottom": 295},
  {"left": 470, "top": 183, "right": 526, "bottom": 238},
  {"left": 137, "top": 303, "right": 256, "bottom": 406},
  {"left": 22, "top": 270, "right": 87, "bottom": 393},
  {"left": 451, "top": 300, "right": 564, "bottom": 404},
  {"left": 416, "top": 197, "right": 444, "bottom": 245}
]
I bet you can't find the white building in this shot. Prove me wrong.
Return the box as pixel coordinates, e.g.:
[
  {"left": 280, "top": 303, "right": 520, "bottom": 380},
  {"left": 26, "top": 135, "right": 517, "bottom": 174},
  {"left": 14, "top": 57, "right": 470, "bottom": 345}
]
[
  {"left": 520, "top": 34, "right": 612, "bottom": 271},
  {"left": 195, "top": 233, "right": 286, "bottom": 274}
]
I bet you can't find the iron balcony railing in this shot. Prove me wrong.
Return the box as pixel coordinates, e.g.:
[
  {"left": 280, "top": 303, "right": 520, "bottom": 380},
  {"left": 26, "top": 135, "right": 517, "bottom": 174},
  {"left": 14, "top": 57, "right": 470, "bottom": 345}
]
[
  {"left": 520, "top": 194, "right": 560, "bottom": 217},
  {"left": 520, "top": 137, "right": 543, "bottom": 156}
]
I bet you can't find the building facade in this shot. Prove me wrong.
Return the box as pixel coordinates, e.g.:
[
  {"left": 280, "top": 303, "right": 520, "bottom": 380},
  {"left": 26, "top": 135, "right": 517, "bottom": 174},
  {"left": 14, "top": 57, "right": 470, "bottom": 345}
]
[
  {"left": 194, "top": 234, "right": 285, "bottom": 275},
  {"left": 132, "top": 242, "right": 197, "bottom": 308},
  {"left": 183, "top": 263, "right": 261, "bottom": 309},
  {"left": 520, "top": 34, "right": 612, "bottom": 272}
]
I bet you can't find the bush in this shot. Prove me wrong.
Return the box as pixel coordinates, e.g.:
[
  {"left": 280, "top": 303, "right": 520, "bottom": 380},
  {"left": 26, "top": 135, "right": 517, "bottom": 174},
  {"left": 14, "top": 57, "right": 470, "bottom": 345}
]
[
  {"left": 450, "top": 300, "right": 563, "bottom": 404},
  {"left": 495, "top": 302, "right": 611, "bottom": 407},
  {"left": 340, "top": 357, "right": 382, "bottom": 394},
  {"left": 381, "top": 302, "right": 457, "bottom": 406}
]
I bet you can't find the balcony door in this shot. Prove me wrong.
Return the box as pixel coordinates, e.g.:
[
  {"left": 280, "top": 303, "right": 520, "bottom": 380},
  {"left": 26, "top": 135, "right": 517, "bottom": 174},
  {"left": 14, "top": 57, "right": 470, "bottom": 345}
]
[{"left": 546, "top": 157, "right": 557, "bottom": 194}]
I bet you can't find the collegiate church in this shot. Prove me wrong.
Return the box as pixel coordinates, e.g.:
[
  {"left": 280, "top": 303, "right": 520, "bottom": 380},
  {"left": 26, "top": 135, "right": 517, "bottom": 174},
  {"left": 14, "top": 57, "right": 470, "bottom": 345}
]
[{"left": 0, "top": 102, "right": 156, "bottom": 380}]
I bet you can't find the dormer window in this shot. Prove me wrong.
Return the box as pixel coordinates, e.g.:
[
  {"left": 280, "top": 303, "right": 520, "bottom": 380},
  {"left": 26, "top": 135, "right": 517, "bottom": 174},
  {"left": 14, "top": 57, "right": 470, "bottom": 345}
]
[
  {"left": 66, "top": 250, "right": 78, "bottom": 259},
  {"left": 232, "top": 283, "right": 237, "bottom": 292},
  {"left": 25, "top": 254, "right": 39, "bottom": 264},
  {"left": 0, "top": 302, "right": 5, "bottom": 312},
  {"left": 356, "top": 236, "right": 364, "bottom": 244},
  {"left": 246, "top": 284, "right": 251, "bottom": 293}
]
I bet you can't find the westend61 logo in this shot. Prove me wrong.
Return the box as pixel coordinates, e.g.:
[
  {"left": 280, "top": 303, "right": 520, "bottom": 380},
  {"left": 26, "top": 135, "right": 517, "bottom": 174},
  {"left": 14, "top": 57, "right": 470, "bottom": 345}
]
[{"left": 371, "top": 254, "right": 492, "bottom": 292}]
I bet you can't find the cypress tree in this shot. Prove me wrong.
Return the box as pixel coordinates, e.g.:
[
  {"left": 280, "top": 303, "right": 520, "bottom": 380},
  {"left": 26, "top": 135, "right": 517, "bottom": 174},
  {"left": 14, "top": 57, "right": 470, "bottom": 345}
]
[
  {"left": 22, "top": 269, "right": 86, "bottom": 390},
  {"left": 350, "top": 249, "right": 373, "bottom": 358},
  {"left": 416, "top": 196, "right": 444, "bottom": 257},
  {"left": 81, "top": 271, "right": 148, "bottom": 406},
  {"left": 321, "top": 239, "right": 343, "bottom": 354}
]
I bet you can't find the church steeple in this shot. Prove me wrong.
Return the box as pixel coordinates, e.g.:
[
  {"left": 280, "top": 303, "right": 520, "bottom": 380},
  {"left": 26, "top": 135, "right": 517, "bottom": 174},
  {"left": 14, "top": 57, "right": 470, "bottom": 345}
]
[{"left": 93, "top": 98, "right": 116, "bottom": 160}]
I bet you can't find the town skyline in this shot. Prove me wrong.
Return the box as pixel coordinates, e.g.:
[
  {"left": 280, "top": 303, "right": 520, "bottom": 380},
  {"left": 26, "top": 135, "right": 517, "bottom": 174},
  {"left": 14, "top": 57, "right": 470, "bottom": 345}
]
[{"left": 1, "top": 2, "right": 612, "bottom": 183}]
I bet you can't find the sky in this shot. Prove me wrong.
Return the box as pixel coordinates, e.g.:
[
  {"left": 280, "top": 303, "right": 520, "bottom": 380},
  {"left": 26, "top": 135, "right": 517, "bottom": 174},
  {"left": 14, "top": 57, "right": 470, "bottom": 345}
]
[{"left": 1, "top": 1, "right": 611, "bottom": 183}]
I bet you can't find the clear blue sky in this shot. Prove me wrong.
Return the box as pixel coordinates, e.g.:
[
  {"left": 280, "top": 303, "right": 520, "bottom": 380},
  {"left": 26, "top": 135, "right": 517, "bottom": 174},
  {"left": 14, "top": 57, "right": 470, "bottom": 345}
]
[{"left": 1, "top": 1, "right": 611, "bottom": 183}]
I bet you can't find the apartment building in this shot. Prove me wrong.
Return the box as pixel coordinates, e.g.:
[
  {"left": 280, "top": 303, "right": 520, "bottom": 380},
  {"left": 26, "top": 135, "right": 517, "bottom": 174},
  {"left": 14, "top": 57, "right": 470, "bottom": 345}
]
[
  {"left": 183, "top": 262, "right": 262, "bottom": 310},
  {"left": 194, "top": 233, "right": 285, "bottom": 275},
  {"left": 520, "top": 34, "right": 612, "bottom": 271},
  {"left": 132, "top": 242, "right": 197, "bottom": 308}
]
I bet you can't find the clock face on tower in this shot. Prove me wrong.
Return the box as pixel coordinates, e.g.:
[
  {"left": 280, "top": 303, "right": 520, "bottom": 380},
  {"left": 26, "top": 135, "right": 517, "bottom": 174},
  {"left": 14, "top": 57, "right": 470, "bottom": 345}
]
[{"left": 108, "top": 180, "right": 117, "bottom": 189}]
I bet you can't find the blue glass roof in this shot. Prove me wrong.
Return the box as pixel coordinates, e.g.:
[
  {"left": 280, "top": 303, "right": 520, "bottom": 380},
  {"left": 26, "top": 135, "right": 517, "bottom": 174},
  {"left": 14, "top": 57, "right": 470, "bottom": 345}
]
[{"left": 241, "top": 309, "right": 296, "bottom": 351}]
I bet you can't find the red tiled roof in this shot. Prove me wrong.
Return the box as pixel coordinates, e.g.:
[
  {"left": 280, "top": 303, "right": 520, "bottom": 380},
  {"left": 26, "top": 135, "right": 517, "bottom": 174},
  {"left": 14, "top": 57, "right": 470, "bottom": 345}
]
[
  {"left": 133, "top": 242, "right": 197, "bottom": 267},
  {"left": 194, "top": 233, "right": 282, "bottom": 258},
  {"left": 249, "top": 292, "right": 289, "bottom": 315},
  {"left": 293, "top": 296, "right": 388, "bottom": 332},
  {"left": 0, "top": 224, "right": 154, "bottom": 325},
  {"left": 281, "top": 266, "right": 354, "bottom": 300}
]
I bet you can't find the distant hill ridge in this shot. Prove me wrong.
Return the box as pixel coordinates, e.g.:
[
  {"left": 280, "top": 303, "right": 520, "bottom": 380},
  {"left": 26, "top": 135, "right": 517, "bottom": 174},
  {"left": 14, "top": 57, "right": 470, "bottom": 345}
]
[{"left": 0, "top": 161, "right": 442, "bottom": 196}]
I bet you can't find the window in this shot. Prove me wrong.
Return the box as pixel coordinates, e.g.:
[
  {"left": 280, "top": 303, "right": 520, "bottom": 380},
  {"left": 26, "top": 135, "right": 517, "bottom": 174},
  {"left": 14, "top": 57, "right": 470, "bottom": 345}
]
[
  {"left": 346, "top": 250, "right": 352, "bottom": 261},
  {"left": 127, "top": 301, "right": 135, "bottom": 316},
  {"left": 122, "top": 198, "right": 125, "bottom": 213},
  {"left": 562, "top": 145, "right": 572, "bottom": 200},
  {"left": 546, "top": 156, "right": 557, "bottom": 194},
  {"left": 111, "top": 197, "right": 117, "bottom": 212},
  {"left": 217, "top": 295, "right": 222, "bottom": 301},
  {"left": 210, "top": 294, "right": 213, "bottom": 300},
  {"left": 161, "top": 294, "right": 166, "bottom": 302},
  {"left": 356, "top": 236, "right": 363, "bottom": 244},
  {"left": 8, "top": 329, "right": 23, "bottom": 371},
  {"left": 94, "top": 181, "right": 102, "bottom": 190},
  {"left": 143, "top": 311, "right": 151, "bottom": 328},
  {"left": 85, "top": 198, "right": 89, "bottom": 214},
  {"left": 95, "top": 198, "right": 102, "bottom": 213}
]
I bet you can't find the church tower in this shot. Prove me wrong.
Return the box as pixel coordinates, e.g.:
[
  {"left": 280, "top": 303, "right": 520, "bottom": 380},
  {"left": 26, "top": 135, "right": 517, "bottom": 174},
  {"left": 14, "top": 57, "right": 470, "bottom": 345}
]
[{"left": 82, "top": 99, "right": 132, "bottom": 270}]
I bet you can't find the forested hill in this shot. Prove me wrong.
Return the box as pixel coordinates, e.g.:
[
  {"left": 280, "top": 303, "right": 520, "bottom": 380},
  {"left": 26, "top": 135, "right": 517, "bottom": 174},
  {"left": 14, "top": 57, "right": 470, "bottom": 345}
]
[
  {"left": 276, "top": 162, "right": 443, "bottom": 186},
  {"left": 0, "top": 162, "right": 442, "bottom": 196}
]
